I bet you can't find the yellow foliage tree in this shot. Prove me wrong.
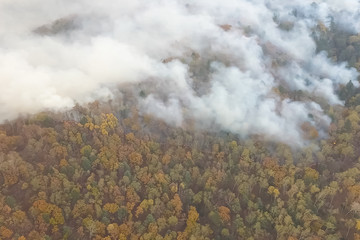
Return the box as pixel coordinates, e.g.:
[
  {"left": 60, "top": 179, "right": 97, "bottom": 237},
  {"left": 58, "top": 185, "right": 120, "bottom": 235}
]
[
  {"left": 356, "top": 219, "right": 360, "bottom": 230},
  {"left": 0, "top": 226, "right": 13, "bottom": 238},
  {"left": 104, "top": 203, "right": 119, "bottom": 214},
  {"left": 268, "top": 186, "right": 280, "bottom": 198},
  {"left": 129, "top": 152, "right": 143, "bottom": 167},
  {"left": 135, "top": 199, "right": 154, "bottom": 218},
  {"left": 171, "top": 194, "right": 183, "bottom": 216},
  {"left": 186, "top": 206, "right": 199, "bottom": 232},
  {"left": 162, "top": 154, "right": 171, "bottom": 165},
  {"left": 107, "top": 223, "right": 119, "bottom": 238},
  {"left": 218, "top": 206, "right": 231, "bottom": 223},
  {"left": 304, "top": 167, "right": 319, "bottom": 182},
  {"left": 32, "top": 200, "right": 64, "bottom": 226}
]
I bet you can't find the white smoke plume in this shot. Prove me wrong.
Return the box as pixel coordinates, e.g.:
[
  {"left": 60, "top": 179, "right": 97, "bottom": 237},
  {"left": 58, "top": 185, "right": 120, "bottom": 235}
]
[{"left": 0, "top": 0, "right": 359, "bottom": 145}]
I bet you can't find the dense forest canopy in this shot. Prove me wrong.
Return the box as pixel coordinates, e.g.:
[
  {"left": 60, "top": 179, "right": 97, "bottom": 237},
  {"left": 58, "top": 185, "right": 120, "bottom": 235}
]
[{"left": 2, "top": 0, "right": 360, "bottom": 240}]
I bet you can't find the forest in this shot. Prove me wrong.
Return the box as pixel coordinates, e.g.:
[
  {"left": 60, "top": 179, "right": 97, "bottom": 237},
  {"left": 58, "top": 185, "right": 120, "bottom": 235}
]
[
  {"left": 2, "top": 83, "right": 360, "bottom": 240},
  {"left": 1, "top": 25, "right": 360, "bottom": 239},
  {"left": 2, "top": 1, "right": 360, "bottom": 240}
]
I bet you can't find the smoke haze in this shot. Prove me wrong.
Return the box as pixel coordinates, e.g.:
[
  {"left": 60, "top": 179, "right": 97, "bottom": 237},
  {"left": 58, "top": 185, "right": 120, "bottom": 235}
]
[{"left": 0, "top": 0, "right": 359, "bottom": 145}]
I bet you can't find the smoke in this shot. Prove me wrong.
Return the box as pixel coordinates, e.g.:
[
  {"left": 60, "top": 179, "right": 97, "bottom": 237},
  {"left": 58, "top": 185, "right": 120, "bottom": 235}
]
[{"left": 0, "top": 0, "right": 359, "bottom": 145}]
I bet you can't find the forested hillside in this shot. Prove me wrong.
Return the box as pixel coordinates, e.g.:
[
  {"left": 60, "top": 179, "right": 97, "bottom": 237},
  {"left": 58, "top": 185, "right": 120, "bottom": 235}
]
[
  {"left": 2, "top": 1, "right": 360, "bottom": 240},
  {"left": 2, "top": 75, "right": 360, "bottom": 240}
]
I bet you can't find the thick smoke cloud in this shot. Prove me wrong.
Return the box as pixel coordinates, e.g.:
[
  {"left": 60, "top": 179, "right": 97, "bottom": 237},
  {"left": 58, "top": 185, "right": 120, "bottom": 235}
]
[{"left": 0, "top": 0, "right": 359, "bottom": 145}]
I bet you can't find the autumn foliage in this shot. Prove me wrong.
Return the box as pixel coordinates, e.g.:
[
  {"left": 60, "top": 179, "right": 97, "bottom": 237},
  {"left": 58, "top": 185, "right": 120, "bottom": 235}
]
[{"left": 2, "top": 78, "right": 360, "bottom": 240}]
